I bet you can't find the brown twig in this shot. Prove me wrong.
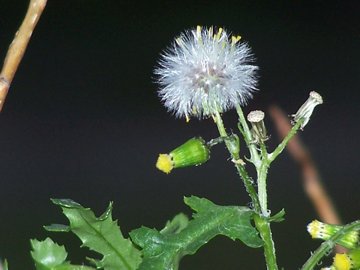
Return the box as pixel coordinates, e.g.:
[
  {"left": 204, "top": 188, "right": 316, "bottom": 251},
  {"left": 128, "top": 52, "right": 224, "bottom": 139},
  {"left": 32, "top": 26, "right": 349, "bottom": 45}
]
[
  {"left": 268, "top": 105, "right": 346, "bottom": 253},
  {"left": 0, "top": 0, "right": 47, "bottom": 111}
]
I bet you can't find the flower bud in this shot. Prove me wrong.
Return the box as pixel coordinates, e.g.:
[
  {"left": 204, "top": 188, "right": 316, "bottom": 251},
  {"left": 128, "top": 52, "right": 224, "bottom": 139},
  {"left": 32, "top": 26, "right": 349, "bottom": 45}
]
[
  {"left": 307, "top": 220, "right": 359, "bottom": 249},
  {"left": 156, "top": 137, "right": 210, "bottom": 174},
  {"left": 247, "top": 110, "right": 268, "bottom": 144},
  {"left": 333, "top": 249, "right": 360, "bottom": 270},
  {"left": 292, "top": 91, "right": 323, "bottom": 129}
]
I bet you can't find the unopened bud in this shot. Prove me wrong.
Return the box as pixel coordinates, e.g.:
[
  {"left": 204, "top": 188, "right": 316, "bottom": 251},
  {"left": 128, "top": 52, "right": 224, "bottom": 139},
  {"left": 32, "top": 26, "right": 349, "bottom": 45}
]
[
  {"left": 247, "top": 110, "right": 268, "bottom": 144},
  {"left": 292, "top": 91, "right": 323, "bottom": 129},
  {"left": 307, "top": 220, "right": 359, "bottom": 249},
  {"left": 156, "top": 137, "right": 210, "bottom": 174}
]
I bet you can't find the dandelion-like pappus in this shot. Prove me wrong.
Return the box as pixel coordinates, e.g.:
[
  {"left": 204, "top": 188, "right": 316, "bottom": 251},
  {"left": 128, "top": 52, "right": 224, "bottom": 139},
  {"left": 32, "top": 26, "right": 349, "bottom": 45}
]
[{"left": 155, "top": 26, "right": 258, "bottom": 120}]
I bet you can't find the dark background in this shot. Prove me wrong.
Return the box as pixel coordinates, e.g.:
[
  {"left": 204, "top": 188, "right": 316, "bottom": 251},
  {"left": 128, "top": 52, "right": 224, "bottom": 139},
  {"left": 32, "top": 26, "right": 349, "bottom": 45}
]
[{"left": 0, "top": 1, "right": 359, "bottom": 269}]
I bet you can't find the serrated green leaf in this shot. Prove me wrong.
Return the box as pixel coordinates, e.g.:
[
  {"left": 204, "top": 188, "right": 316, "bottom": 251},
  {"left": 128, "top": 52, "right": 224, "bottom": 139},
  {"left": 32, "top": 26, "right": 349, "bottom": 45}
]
[
  {"left": 44, "top": 224, "right": 70, "bottom": 232},
  {"left": 51, "top": 199, "right": 82, "bottom": 208},
  {"left": 85, "top": 257, "right": 101, "bottom": 268},
  {"left": 30, "top": 238, "right": 94, "bottom": 270},
  {"left": 51, "top": 199, "right": 141, "bottom": 270},
  {"left": 31, "top": 238, "right": 68, "bottom": 268},
  {"left": 184, "top": 196, "right": 262, "bottom": 247},
  {"left": 130, "top": 196, "right": 262, "bottom": 270}
]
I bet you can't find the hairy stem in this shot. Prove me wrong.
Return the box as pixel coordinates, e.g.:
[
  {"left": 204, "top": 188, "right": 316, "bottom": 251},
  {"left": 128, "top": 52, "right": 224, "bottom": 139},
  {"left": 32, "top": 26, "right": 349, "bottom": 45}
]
[
  {"left": 268, "top": 118, "right": 304, "bottom": 163},
  {"left": 254, "top": 215, "right": 278, "bottom": 270},
  {"left": 0, "top": 0, "right": 47, "bottom": 111},
  {"left": 257, "top": 162, "right": 270, "bottom": 216},
  {"left": 214, "top": 110, "right": 278, "bottom": 270},
  {"left": 213, "top": 111, "right": 260, "bottom": 211},
  {"left": 235, "top": 104, "right": 261, "bottom": 168}
]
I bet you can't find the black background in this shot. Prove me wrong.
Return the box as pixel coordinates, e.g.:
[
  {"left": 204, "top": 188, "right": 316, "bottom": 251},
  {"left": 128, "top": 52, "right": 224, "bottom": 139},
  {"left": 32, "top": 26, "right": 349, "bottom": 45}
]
[{"left": 0, "top": 1, "right": 359, "bottom": 269}]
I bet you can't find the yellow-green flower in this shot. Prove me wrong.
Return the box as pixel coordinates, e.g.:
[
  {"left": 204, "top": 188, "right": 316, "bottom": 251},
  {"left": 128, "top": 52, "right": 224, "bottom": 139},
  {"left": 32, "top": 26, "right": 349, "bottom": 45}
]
[
  {"left": 333, "top": 249, "right": 360, "bottom": 270},
  {"left": 156, "top": 137, "right": 210, "bottom": 174},
  {"left": 307, "top": 220, "right": 359, "bottom": 249}
]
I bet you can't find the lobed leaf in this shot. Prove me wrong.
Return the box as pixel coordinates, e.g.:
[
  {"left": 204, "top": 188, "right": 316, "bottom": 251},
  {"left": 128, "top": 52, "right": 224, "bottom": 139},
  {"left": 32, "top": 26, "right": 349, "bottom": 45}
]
[
  {"left": 130, "top": 196, "right": 262, "bottom": 270},
  {"left": 47, "top": 199, "right": 141, "bottom": 270},
  {"left": 30, "top": 238, "right": 94, "bottom": 270}
]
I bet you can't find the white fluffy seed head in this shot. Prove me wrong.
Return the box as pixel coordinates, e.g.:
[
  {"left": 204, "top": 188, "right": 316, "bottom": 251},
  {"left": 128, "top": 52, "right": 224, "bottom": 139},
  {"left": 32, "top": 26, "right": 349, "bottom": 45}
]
[{"left": 155, "top": 26, "right": 258, "bottom": 120}]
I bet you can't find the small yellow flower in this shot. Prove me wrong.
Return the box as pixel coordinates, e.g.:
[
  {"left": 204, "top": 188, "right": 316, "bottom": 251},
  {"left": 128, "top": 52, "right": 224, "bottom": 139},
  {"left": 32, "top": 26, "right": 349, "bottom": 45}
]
[
  {"left": 334, "top": 254, "right": 351, "bottom": 270},
  {"left": 333, "top": 250, "right": 360, "bottom": 270},
  {"left": 307, "top": 220, "right": 359, "bottom": 249},
  {"left": 156, "top": 137, "right": 210, "bottom": 174}
]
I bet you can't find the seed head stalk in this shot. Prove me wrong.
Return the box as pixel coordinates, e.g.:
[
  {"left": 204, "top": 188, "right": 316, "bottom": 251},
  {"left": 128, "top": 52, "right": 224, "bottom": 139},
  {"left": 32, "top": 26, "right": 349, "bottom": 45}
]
[
  {"left": 213, "top": 110, "right": 278, "bottom": 270},
  {"left": 213, "top": 111, "right": 260, "bottom": 212}
]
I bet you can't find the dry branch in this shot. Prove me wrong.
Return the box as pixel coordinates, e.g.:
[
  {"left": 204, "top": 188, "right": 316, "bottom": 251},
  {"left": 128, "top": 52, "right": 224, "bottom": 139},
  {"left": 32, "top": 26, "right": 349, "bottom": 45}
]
[{"left": 0, "top": 0, "right": 47, "bottom": 111}]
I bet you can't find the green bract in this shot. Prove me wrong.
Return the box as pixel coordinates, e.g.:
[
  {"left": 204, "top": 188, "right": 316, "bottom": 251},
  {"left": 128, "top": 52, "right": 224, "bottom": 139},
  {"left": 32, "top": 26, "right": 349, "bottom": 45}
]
[
  {"left": 171, "top": 137, "right": 210, "bottom": 168},
  {"left": 156, "top": 137, "right": 210, "bottom": 174}
]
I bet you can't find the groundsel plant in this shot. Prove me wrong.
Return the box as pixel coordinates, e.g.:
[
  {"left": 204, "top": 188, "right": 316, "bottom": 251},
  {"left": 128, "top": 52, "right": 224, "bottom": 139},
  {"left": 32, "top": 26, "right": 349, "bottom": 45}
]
[{"left": 2, "top": 24, "right": 360, "bottom": 270}]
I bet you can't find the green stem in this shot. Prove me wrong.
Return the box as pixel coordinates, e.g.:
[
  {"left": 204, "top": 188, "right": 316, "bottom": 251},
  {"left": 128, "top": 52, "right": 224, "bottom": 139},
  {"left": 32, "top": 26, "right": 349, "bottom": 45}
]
[
  {"left": 301, "top": 220, "right": 360, "bottom": 270},
  {"left": 235, "top": 104, "right": 261, "bottom": 168},
  {"left": 235, "top": 163, "right": 261, "bottom": 212},
  {"left": 213, "top": 111, "right": 260, "bottom": 212},
  {"left": 234, "top": 106, "right": 278, "bottom": 270},
  {"left": 213, "top": 111, "right": 278, "bottom": 270},
  {"left": 257, "top": 161, "right": 269, "bottom": 216},
  {"left": 268, "top": 118, "right": 304, "bottom": 163},
  {"left": 254, "top": 215, "right": 278, "bottom": 270},
  {"left": 257, "top": 141, "right": 269, "bottom": 215}
]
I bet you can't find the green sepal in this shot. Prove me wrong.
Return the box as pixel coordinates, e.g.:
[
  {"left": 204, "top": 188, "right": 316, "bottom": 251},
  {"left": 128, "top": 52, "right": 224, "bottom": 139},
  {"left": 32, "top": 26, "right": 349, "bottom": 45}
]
[
  {"left": 225, "top": 134, "right": 240, "bottom": 159},
  {"left": 348, "top": 248, "right": 360, "bottom": 268},
  {"left": 170, "top": 137, "right": 210, "bottom": 168},
  {"left": 130, "top": 196, "right": 262, "bottom": 270}
]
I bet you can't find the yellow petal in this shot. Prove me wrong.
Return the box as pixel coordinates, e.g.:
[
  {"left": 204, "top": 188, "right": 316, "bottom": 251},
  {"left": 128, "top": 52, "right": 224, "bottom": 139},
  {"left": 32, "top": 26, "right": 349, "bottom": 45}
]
[{"left": 156, "top": 154, "right": 173, "bottom": 174}]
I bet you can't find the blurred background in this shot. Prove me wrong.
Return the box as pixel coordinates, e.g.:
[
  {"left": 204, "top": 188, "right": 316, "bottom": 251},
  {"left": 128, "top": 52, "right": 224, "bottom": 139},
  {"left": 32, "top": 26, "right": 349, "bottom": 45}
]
[{"left": 0, "top": 1, "right": 359, "bottom": 269}]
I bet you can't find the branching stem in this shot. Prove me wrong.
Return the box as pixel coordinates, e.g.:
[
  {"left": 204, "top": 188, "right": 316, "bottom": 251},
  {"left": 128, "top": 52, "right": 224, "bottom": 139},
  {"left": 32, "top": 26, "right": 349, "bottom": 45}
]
[
  {"left": 213, "top": 111, "right": 260, "bottom": 212},
  {"left": 214, "top": 110, "right": 278, "bottom": 270},
  {"left": 268, "top": 119, "right": 304, "bottom": 163}
]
